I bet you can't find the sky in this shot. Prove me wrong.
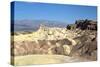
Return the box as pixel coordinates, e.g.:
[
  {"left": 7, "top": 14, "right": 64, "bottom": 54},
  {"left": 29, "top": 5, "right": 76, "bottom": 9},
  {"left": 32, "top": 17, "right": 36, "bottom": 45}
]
[{"left": 12, "top": 1, "right": 97, "bottom": 23}]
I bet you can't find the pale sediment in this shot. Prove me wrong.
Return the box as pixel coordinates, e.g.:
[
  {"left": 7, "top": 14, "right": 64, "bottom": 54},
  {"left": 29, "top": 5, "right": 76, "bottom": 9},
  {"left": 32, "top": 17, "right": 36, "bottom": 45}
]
[{"left": 13, "top": 55, "right": 90, "bottom": 66}]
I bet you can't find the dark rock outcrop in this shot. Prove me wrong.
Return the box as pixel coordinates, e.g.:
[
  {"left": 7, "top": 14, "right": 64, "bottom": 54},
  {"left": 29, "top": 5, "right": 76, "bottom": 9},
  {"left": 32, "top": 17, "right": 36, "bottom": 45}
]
[
  {"left": 67, "top": 19, "right": 97, "bottom": 30},
  {"left": 66, "top": 24, "right": 76, "bottom": 30}
]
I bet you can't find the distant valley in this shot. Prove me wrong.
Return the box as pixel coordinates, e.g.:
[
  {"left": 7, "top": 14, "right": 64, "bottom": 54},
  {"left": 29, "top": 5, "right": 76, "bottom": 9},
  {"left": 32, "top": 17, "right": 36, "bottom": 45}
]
[{"left": 12, "top": 20, "right": 67, "bottom": 32}]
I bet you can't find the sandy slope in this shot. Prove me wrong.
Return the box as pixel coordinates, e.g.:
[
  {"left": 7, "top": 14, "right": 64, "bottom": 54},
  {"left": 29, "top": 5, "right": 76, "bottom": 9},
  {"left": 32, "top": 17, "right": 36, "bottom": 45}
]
[{"left": 13, "top": 55, "right": 90, "bottom": 66}]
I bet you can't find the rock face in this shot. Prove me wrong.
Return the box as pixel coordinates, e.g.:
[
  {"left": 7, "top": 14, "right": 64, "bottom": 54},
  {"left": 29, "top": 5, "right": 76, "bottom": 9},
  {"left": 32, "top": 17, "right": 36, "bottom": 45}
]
[
  {"left": 11, "top": 19, "right": 97, "bottom": 61},
  {"left": 67, "top": 19, "right": 97, "bottom": 30},
  {"left": 66, "top": 19, "right": 97, "bottom": 60}
]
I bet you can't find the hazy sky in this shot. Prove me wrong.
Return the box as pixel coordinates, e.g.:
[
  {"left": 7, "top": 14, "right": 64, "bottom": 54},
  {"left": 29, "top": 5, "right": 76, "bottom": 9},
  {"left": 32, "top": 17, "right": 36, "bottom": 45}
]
[{"left": 12, "top": 1, "right": 97, "bottom": 23}]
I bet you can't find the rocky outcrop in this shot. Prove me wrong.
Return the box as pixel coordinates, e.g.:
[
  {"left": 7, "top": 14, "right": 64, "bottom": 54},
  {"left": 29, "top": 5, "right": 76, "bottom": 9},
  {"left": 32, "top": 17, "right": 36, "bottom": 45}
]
[
  {"left": 66, "top": 19, "right": 97, "bottom": 30},
  {"left": 66, "top": 20, "right": 97, "bottom": 60}
]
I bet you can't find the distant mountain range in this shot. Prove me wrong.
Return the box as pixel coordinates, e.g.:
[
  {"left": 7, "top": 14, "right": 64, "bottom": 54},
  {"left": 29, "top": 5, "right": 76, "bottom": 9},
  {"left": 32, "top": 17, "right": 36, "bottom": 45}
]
[{"left": 11, "top": 20, "right": 67, "bottom": 32}]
